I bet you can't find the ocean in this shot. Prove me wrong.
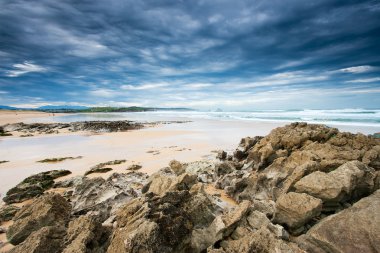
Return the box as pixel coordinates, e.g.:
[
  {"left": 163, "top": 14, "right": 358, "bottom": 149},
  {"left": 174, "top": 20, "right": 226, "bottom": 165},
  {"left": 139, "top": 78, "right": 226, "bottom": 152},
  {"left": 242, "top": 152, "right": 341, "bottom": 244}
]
[{"left": 40, "top": 109, "right": 380, "bottom": 128}]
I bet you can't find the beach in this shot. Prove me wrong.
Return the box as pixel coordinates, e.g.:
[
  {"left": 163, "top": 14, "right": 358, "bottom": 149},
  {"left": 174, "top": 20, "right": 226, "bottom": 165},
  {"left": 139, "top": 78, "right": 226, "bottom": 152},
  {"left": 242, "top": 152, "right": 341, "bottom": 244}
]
[
  {"left": 1, "top": 110, "right": 380, "bottom": 253},
  {"left": 0, "top": 110, "right": 379, "bottom": 198}
]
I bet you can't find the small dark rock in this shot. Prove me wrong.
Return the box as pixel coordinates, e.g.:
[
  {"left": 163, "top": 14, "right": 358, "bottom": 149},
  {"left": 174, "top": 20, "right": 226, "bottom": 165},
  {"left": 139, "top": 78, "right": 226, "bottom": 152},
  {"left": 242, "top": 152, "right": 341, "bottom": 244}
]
[{"left": 3, "top": 170, "right": 72, "bottom": 204}]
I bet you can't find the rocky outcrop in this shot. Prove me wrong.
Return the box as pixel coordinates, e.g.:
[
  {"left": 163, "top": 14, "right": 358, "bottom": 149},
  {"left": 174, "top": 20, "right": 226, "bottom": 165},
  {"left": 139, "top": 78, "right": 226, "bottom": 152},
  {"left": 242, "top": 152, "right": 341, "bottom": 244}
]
[
  {"left": 297, "top": 190, "right": 380, "bottom": 253},
  {"left": 2, "top": 121, "right": 144, "bottom": 136},
  {"left": 273, "top": 192, "right": 322, "bottom": 233},
  {"left": 9, "top": 226, "right": 66, "bottom": 253},
  {"left": 62, "top": 214, "right": 110, "bottom": 253},
  {"left": 233, "top": 136, "right": 262, "bottom": 161},
  {"left": 7, "top": 193, "right": 71, "bottom": 245},
  {"left": 69, "top": 172, "right": 148, "bottom": 221},
  {"left": 142, "top": 169, "right": 197, "bottom": 196},
  {"left": 3, "top": 170, "right": 71, "bottom": 204},
  {"left": 219, "top": 123, "right": 380, "bottom": 203},
  {"left": 294, "top": 161, "right": 376, "bottom": 207},
  {"left": 107, "top": 184, "right": 219, "bottom": 253},
  {"left": 2, "top": 122, "right": 380, "bottom": 253}
]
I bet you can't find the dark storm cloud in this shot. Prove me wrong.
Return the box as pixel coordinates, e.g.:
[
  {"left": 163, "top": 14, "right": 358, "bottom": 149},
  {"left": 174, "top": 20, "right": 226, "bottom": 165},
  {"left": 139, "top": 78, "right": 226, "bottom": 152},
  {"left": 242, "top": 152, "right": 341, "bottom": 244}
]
[{"left": 0, "top": 0, "right": 379, "bottom": 108}]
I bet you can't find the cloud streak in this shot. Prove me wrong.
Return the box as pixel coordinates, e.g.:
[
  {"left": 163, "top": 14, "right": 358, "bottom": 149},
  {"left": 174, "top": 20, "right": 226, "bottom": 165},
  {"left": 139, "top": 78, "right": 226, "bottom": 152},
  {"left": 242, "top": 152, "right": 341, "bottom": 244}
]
[
  {"left": 6, "top": 62, "right": 47, "bottom": 77},
  {"left": 0, "top": 0, "right": 379, "bottom": 109}
]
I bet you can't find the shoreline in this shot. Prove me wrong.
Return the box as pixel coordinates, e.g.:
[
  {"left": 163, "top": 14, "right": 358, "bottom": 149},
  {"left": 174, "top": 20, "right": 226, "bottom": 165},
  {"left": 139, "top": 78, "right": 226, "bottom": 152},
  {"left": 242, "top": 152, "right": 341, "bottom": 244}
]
[{"left": 0, "top": 110, "right": 379, "bottom": 198}]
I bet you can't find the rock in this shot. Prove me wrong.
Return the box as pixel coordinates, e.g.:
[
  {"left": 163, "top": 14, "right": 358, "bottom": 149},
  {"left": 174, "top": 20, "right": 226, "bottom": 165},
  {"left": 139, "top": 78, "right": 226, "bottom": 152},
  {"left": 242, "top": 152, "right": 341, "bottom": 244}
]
[
  {"left": 5, "top": 121, "right": 144, "bottom": 135},
  {"left": 7, "top": 193, "right": 71, "bottom": 245},
  {"left": 0, "top": 205, "right": 20, "bottom": 222},
  {"left": 54, "top": 176, "right": 85, "bottom": 188},
  {"left": 70, "top": 172, "right": 148, "bottom": 221},
  {"left": 0, "top": 226, "right": 6, "bottom": 234},
  {"left": 85, "top": 167, "right": 113, "bottom": 175},
  {"left": 126, "top": 164, "right": 142, "bottom": 171},
  {"left": 185, "top": 160, "right": 215, "bottom": 183},
  {"left": 216, "top": 150, "right": 227, "bottom": 160},
  {"left": 214, "top": 162, "right": 235, "bottom": 177},
  {"left": 205, "top": 202, "right": 303, "bottom": 253},
  {"left": 9, "top": 226, "right": 66, "bottom": 253},
  {"left": 107, "top": 186, "right": 219, "bottom": 253},
  {"left": 62, "top": 214, "right": 111, "bottom": 253},
  {"left": 142, "top": 171, "right": 197, "bottom": 196},
  {"left": 225, "top": 123, "right": 380, "bottom": 205},
  {"left": 294, "top": 161, "right": 376, "bottom": 205},
  {"left": 169, "top": 160, "right": 185, "bottom": 175},
  {"left": 3, "top": 170, "right": 72, "bottom": 204},
  {"left": 297, "top": 190, "right": 380, "bottom": 253},
  {"left": 233, "top": 136, "right": 262, "bottom": 161},
  {"left": 273, "top": 192, "right": 322, "bottom": 232}
]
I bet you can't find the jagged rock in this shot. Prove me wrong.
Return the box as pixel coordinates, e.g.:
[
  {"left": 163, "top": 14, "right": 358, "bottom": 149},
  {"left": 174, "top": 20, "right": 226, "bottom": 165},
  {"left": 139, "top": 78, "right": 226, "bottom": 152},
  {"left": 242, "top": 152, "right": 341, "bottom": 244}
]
[
  {"left": 206, "top": 202, "right": 303, "bottom": 253},
  {"left": 142, "top": 171, "right": 197, "bottom": 196},
  {"left": 214, "top": 162, "right": 235, "bottom": 177},
  {"left": 107, "top": 185, "right": 219, "bottom": 253},
  {"left": 233, "top": 136, "right": 262, "bottom": 161},
  {"left": 3, "top": 170, "right": 72, "bottom": 204},
  {"left": 251, "top": 199, "right": 276, "bottom": 218},
  {"left": 169, "top": 160, "right": 185, "bottom": 175},
  {"left": 54, "top": 176, "right": 85, "bottom": 188},
  {"left": 62, "top": 214, "right": 111, "bottom": 253},
  {"left": 215, "top": 170, "right": 248, "bottom": 192},
  {"left": 185, "top": 161, "right": 215, "bottom": 183},
  {"left": 294, "top": 161, "right": 376, "bottom": 204},
  {"left": 216, "top": 150, "right": 227, "bottom": 160},
  {"left": 0, "top": 205, "right": 20, "bottom": 222},
  {"left": 7, "top": 193, "right": 71, "bottom": 245},
  {"left": 70, "top": 172, "right": 148, "bottom": 221},
  {"left": 191, "top": 200, "right": 251, "bottom": 252},
  {"left": 296, "top": 190, "right": 380, "bottom": 253},
  {"left": 226, "top": 123, "right": 380, "bottom": 204},
  {"left": 273, "top": 192, "right": 322, "bottom": 232},
  {"left": 9, "top": 226, "right": 66, "bottom": 253}
]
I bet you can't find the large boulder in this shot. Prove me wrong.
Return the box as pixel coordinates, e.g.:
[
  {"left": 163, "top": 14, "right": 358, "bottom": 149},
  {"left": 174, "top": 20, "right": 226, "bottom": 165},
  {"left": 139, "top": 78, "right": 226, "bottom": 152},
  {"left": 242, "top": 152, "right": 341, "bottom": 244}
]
[
  {"left": 142, "top": 170, "right": 197, "bottom": 196},
  {"left": 3, "top": 170, "right": 72, "bottom": 204},
  {"left": 294, "top": 161, "right": 376, "bottom": 205},
  {"left": 107, "top": 185, "right": 219, "bottom": 253},
  {"left": 206, "top": 203, "right": 303, "bottom": 253},
  {"left": 7, "top": 193, "right": 71, "bottom": 245},
  {"left": 273, "top": 192, "right": 322, "bottom": 232},
  {"left": 9, "top": 226, "right": 66, "bottom": 253},
  {"left": 70, "top": 172, "right": 148, "bottom": 221},
  {"left": 297, "top": 190, "right": 380, "bottom": 253},
  {"left": 62, "top": 214, "right": 111, "bottom": 253}
]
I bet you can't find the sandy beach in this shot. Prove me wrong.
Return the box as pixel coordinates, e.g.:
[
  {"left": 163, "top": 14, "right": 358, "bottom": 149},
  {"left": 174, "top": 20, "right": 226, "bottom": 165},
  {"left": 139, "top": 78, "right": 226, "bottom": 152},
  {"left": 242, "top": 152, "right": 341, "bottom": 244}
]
[
  {"left": 0, "top": 110, "right": 379, "bottom": 199},
  {"left": 0, "top": 110, "right": 55, "bottom": 125},
  {"left": 0, "top": 111, "right": 288, "bottom": 198}
]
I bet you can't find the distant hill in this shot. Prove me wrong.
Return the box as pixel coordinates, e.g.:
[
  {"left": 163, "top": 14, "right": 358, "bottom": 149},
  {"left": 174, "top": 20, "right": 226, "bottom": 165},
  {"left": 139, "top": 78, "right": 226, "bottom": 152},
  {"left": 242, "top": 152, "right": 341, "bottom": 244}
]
[
  {"left": 38, "top": 105, "right": 89, "bottom": 110},
  {"left": 0, "top": 105, "right": 194, "bottom": 113},
  {"left": 0, "top": 105, "right": 19, "bottom": 110}
]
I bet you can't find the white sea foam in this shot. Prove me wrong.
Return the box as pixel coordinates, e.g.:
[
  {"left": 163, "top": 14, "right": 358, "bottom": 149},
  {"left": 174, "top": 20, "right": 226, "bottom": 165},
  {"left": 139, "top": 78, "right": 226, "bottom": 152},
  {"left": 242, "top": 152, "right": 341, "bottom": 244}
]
[{"left": 41, "top": 109, "right": 380, "bottom": 128}]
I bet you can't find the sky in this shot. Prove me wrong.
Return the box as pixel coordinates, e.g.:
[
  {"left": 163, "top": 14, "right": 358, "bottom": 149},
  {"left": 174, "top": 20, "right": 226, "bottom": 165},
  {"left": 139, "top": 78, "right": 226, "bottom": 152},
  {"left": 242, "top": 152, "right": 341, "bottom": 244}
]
[{"left": 0, "top": 0, "right": 380, "bottom": 110}]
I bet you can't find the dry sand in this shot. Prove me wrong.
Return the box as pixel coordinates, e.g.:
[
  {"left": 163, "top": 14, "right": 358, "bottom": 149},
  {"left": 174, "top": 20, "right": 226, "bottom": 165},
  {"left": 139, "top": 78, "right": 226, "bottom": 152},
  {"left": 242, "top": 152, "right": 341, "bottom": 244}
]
[{"left": 0, "top": 110, "right": 56, "bottom": 125}]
